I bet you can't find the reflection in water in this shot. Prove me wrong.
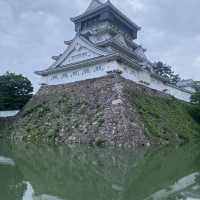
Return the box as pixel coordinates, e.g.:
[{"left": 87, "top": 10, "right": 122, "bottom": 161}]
[
  {"left": 23, "top": 182, "right": 33, "bottom": 200},
  {"left": 23, "top": 182, "right": 63, "bottom": 200},
  {"left": 1, "top": 142, "right": 200, "bottom": 200},
  {"left": 188, "top": 198, "right": 200, "bottom": 200},
  {"left": 145, "top": 172, "right": 200, "bottom": 200},
  {"left": 0, "top": 156, "right": 15, "bottom": 166}
]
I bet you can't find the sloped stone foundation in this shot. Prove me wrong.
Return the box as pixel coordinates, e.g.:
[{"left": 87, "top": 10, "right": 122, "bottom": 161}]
[
  {"left": 12, "top": 74, "right": 149, "bottom": 148},
  {"left": 11, "top": 73, "right": 200, "bottom": 148}
]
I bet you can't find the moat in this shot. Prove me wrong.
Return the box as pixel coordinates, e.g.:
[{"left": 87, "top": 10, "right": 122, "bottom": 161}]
[{"left": 1, "top": 141, "right": 200, "bottom": 200}]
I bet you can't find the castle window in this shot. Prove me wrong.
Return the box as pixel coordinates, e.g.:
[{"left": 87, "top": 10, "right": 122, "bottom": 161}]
[
  {"left": 51, "top": 75, "right": 58, "bottom": 80},
  {"left": 95, "top": 66, "right": 103, "bottom": 71},
  {"left": 62, "top": 72, "right": 68, "bottom": 78},
  {"left": 72, "top": 71, "right": 80, "bottom": 76}
]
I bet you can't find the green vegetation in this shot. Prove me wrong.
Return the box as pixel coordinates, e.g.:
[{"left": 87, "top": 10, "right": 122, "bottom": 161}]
[
  {"left": 125, "top": 88, "right": 200, "bottom": 144},
  {"left": 190, "top": 86, "right": 200, "bottom": 124},
  {"left": 191, "top": 86, "right": 200, "bottom": 105},
  {"left": 0, "top": 118, "right": 14, "bottom": 139},
  {"left": 0, "top": 72, "right": 33, "bottom": 110},
  {"left": 12, "top": 92, "right": 105, "bottom": 144},
  {"left": 152, "top": 61, "right": 180, "bottom": 85},
  {"left": 13, "top": 95, "right": 77, "bottom": 143}
]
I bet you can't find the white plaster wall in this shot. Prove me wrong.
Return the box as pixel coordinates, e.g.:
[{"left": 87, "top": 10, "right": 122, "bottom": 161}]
[
  {"left": 82, "top": 21, "right": 112, "bottom": 44},
  {"left": 119, "top": 63, "right": 192, "bottom": 102},
  {"left": 89, "top": 33, "right": 111, "bottom": 44},
  {"left": 41, "top": 61, "right": 119, "bottom": 86},
  {"left": 183, "top": 87, "right": 196, "bottom": 93},
  {"left": 40, "top": 61, "right": 192, "bottom": 102},
  {"left": 62, "top": 47, "right": 100, "bottom": 65},
  {"left": 0, "top": 110, "right": 19, "bottom": 118}
]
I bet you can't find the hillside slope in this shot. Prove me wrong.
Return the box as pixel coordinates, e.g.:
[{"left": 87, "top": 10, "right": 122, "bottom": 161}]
[{"left": 3, "top": 73, "right": 200, "bottom": 147}]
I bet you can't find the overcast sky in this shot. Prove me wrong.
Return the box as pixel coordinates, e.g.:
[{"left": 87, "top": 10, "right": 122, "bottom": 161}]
[{"left": 0, "top": 0, "right": 199, "bottom": 91}]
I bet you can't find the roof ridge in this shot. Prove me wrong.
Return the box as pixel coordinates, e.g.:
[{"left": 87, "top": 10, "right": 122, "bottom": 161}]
[{"left": 85, "top": 0, "right": 104, "bottom": 13}]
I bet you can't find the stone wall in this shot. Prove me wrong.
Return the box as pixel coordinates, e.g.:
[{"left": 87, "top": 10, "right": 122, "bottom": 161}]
[
  {"left": 12, "top": 73, "right": 199, "bottom": 147},
  {"left": 13, "top": 73, "right": 150, "bottom": 147}
]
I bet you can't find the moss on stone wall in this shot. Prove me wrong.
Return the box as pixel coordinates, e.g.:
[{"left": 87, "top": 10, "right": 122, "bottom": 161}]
[
  {"left": 3, "top": 75, "right": 200, "bottom": 147},
  {"left": 0, "top": 118, "right": 14, "bottom": 139},
  {"left": 13, "top": 94, "right": 105, "bottom": 144},
  {"left": 125, "top": 87, "right": 200, "bottom": 144}
]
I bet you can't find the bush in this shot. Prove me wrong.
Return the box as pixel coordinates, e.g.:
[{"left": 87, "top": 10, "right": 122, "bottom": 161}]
[
  {"left": 0, "top": 72, "right": 33, "bottom": 110},
  {"left": 191, "top": 87, "right": 200, "bottom": 105},
  {"left": 190, "top": 87, "right": 200, "bottom": 124},
  {"left": 190, "top": 106, "right": 200, "bottom": 124},
  {"left": 152, "top": 61, "right": 180, "bottom": 85}
]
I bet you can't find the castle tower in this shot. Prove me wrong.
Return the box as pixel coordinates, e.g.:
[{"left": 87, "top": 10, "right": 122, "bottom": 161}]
[
  {"left": 35, "top": 0, "right": 148, "bottom": 85},
  {"left": 35, "top": 0, "right": 192, "bottom": 102}
]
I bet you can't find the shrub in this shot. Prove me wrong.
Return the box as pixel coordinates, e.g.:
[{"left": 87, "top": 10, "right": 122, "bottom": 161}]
[
  {"left": 0, "top": 72, "right": 33, "bottom": 110},
  {"left": 190, "top": 87, "right": 200, "bottom": 124}
]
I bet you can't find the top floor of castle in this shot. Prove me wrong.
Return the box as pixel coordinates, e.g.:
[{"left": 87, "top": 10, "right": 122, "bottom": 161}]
[{"left": 70, "top": 0, "right": 141, "bottom": 45}]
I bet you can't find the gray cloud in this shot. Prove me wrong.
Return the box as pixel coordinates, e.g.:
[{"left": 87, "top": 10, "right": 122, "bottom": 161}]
[{"left": 0, "top": 0, "right": 199, "bottom": 91}]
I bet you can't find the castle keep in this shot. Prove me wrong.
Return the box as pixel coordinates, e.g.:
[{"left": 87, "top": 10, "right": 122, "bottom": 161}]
[{"left": 36, "top": 0, "right": 193, "bottom": 102}]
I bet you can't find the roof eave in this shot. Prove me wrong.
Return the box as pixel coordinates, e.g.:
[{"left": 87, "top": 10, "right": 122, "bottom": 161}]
[
  {"left": 34, "top": 53, "right": 141, "bottom": 76},
  {"left": 96, "top": 39, "right": 143, "bottom": 62},
  {"left": 106, "top": 1, "right": 141, "bottom": 30},
  {"left": 64, "top": 40, "right": 73, "bottom": 45},
  {"left": 35, "top": 71, "right": 47, "bottom": 76}
]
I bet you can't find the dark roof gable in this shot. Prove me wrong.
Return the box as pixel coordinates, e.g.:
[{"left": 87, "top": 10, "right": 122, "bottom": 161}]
[{"left": 71, "top": 0, "right": 141, "bottom": 32}]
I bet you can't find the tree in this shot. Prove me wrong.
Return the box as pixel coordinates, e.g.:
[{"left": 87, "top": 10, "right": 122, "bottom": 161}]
[
  {"left": 191, "top": 86, "right": 200, "bottom": 105},
  {"left": 152, "top": 61, "right": 181, "bottom": 85},
  {"left": 190, "top": 86, "right": 200, "bottom": 123},
  {"left": 0, "top": 72, "right": 33, "bottom": 110}
]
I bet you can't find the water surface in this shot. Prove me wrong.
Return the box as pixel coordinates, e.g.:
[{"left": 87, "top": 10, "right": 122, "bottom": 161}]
[{"left": 1, "top": 142, "right": 200, "bottom": 200}]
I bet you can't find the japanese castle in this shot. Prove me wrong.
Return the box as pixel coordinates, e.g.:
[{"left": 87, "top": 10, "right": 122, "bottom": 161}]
[{"left": 36, "top": 0, "right": 194, "bottom": 102}]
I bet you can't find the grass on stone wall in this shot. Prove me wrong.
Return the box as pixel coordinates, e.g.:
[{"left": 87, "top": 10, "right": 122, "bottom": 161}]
[
  {"left": 3, "top": 80, "right": 200, "bottom": 146},
  {"left": 0, "top": 118, "right": 14, "bottom": 139},
  {"left": 13, "top": 95, "right": 77, "bottom": 143},
  {"left": 12, "top": 93, "right": 105, "bottom": 144},
  {"left": 125, "top": 88, "right": 200, "bottom": 144}
]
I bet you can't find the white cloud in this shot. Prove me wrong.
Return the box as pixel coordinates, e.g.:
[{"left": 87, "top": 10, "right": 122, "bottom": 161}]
[
  {"left": 196, "top": 35, "right": 200, "bottom": 42},
  {"left": 193, "top": 56, "right": 200, "bottom": 67},
  {"left": 0, "top": 0, "right": 200, "bottom": 90},
  {"left": 0, "top": 1, "right": 14, "bottom": 31},
  {"left": 127, "top": 0, "right": 146, "bottom": 12}
]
